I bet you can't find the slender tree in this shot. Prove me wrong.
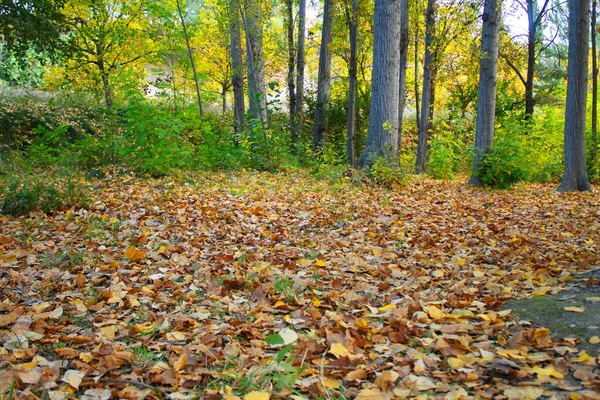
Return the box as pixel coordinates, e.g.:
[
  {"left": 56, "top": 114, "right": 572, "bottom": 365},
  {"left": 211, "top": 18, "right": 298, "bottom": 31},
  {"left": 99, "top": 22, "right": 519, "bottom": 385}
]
[
  {"left": 398, "top": 0, "right": 409, "bottom": 151},
  {"left": 313, "top": 0, "right": 333, "bottom": 150},
  {"left": 243, "top": 0, "right": 268, "bottom": 126},
  {"left": 592, "top": 0, "right": 598, "bottom": 168},
  {"left": 415, "top": 0, "right": 436, "bottom": 174},
  {"left": 295, "top": 0, "right": 307, "bottom": 139},
  {"left": 176, "top": 0, "right": 203, "bottom": 116},
  {"left": 470, "top": 0, "right": 501, "bottom": 185},
  {"left": 346, "top": 0, "right": 358, "bottom": 165},
  {"left": 358, "top": 0, "right": 401, "bottom": 166},
  {"left": 558, "top": 0, "right": 592, "bottom": 191},
  {"left": 286, "top": 0, "right": 297, "bottom": 143},
  {"left": 229, "top": 0, "right": 245, "bottom": 133}
]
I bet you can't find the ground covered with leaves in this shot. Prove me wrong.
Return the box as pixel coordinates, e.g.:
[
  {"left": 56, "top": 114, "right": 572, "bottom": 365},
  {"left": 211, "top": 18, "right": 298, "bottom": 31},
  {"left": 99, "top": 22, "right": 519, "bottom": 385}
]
[{"left": 1, "top": 172, "right": 599, "bottom": 399}]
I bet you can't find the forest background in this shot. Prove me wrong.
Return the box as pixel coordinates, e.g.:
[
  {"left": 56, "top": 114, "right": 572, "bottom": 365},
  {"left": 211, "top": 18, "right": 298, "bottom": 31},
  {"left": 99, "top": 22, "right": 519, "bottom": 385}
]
[{"left": 0, "top": 0, "right": 599, "bottom": 207}]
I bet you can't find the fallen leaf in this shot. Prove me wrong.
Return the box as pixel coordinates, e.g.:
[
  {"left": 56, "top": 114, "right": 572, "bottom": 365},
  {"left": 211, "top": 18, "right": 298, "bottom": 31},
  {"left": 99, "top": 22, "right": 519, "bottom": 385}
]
[
  {"left": 329, "top": 343, "right": 351, "bottom": 358},
  {"left": 243, "top": 391, "right": 270, "bottom": 400},
  {"left": 62, "top": 369, "right": 84, "bottom": 389},
  {"left": 564, "top": 306, "right": 585, "bottom": 312}
]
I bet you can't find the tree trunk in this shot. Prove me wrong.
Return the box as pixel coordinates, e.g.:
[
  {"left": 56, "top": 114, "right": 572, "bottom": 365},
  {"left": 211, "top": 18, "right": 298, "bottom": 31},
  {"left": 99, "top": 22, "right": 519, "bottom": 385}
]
[
  {"left": 525, "top": 3, "right": 536, "bottom": 119},
  {"left": 470, "top": 0, "right": 501, "bottom": 185},
  {"left": 243, "top": 0, "right": 268, "bottom": 126},
  {"left": 313, "top": 0, "right": 333, "bottom": 150},
  {"left": 229, "top": 0, "right": 245, "bottom": 133},
  {"left": 98, "top": 59, "right": 113, "bottom": 109},
  {"left": 558, "top": 0, "right": 592, "bottom": 191},
  {"left": 176, "top": 0, "right": 203, "bottom": 117},
  {"left": 415, "top": 0, "right": 435, "bottom": 174},
  {"left": 397, "top": 0, "right": 409, "bottom": 151},
  {"left": 286, "top": 0, "right": 297, "bottom": 143},
  {"left": 357, "top": 0, "right": 401, "bottom": 167},
  {"left": 592, "top": 0, "right": 598, "bottom": 167},
  {"left": 295, "top": 0, "right": 306, "bottom": 138},
  {"left": 414, "top": 23, "right": 420, "bottom": 131},
  {"left": 222, "top": 84, "right": 227, "bottom": 114},
  {"left": 346, "top": 0, "right": 358, "bottom": 166}
]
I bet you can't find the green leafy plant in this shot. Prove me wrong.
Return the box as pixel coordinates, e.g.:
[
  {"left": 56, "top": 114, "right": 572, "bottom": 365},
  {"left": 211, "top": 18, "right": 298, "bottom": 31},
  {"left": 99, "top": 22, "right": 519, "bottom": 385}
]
[{"left": 371, "top": 156, "right": 410, "bottom": 188}]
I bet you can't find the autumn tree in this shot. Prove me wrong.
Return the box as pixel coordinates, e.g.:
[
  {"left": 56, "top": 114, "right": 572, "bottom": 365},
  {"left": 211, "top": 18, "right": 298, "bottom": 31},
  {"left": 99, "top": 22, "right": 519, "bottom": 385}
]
[
  {"left": 397, "top": 0, "right": 409, "bottom": 151},
  {"left": 346, "top": 0, "right": 358, "bottom": 165},
  {"left": 358, "top": 0, "right": 401, "bottom": 166},
  {"left": 295, "top": 0, "right": 307, "bottom": 140},
  {"left": 558, "top": 0, "right": 592, "bottom": 191},
  {"left": 229, "top": 0, "right": 245, "bottom": 132},
  {"left": 176, "top": 0, "right": 203, "bottom": 116},
  {"left": 470, "top": 0, "right": 502, "bottom": 185},
  {"left": 243, "top": 0, "right": 268, "bottom": 125},
  {"left": 313, "top": 0, "right": 334, "bottom": 150},
  {"left": 58, "top": 0, "right": 155, "bottom": 109}
]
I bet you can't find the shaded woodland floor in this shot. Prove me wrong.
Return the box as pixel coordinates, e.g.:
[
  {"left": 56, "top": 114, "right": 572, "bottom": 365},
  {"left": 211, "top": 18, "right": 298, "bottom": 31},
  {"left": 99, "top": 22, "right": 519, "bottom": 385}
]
[{"left": 1, "top": 172, "right": 599, "bottom": 399}]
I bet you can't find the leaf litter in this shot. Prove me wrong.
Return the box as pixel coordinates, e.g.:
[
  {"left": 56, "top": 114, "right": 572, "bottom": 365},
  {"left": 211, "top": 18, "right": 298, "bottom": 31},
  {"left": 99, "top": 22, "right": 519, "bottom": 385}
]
[{"left": 0, "top": 171, "right": 599, "bottom": 399}]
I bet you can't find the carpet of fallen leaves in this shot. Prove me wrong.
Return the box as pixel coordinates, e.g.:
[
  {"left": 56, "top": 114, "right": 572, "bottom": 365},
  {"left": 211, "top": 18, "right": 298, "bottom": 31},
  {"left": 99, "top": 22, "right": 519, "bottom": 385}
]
[{"left": 1, "top": 171, "right": 600, "bottom": 400}]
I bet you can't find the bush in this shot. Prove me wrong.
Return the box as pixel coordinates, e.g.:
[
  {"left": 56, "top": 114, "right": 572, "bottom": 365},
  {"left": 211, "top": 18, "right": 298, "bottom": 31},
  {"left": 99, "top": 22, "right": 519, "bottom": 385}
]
[
  {"left": 0, "top": 178, "right": 89, "bottom": 217},
  {"left": 427, "top": 131, "right": 462, "bottom": 180},
  {"left": 371, "top": 156, "right": 410, "bottom": 188}
]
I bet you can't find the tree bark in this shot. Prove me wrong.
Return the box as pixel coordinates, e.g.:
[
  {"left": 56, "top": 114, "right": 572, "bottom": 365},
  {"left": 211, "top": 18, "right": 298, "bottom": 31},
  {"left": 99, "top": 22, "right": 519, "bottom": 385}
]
[
  {"left": 357, "top": 0, "right": 401, "bottom": 167},
  {"left": 243, "top": 0, "right": 268, "bottom": 126},
  {"left": 558, "top": 0, "right": 592, "bottom": 191},
  {"left": 176, "top": 0, "right": 203, "bottom": 117},
  {"left": 313, "top": 0, "right": 333, "bottom": 150},
  {"left": 98, "top": 59, "right": 113, "bottom": 109},
  {"left": 415, "top": 0, "right": 435, "bottom": 174},
  {"left": 286, "top": 0, "right": 297, "bottom": 143},
  {"left": 346, "top": 0, "right": 358, "bottom": 166},
  {"left": 229, "top": 0, "right": 245, "bottom": 133},
  {"left": 470, "top": 0, "right": 501, "bottom": 185},
  {"left": 295, "top": 0, "right": 306, "bottom": 138},
  {"left": 592, "top": 0, "right": 598, "bottom": 167},
  {"left": 397, "top": 0, "right": 409, "bottom": 151}
]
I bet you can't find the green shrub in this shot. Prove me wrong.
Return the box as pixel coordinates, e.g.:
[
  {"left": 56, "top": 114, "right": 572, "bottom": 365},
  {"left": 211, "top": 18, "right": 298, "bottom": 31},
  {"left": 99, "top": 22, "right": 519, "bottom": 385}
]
[
  {"left": 427, "top": 131, "right": 462, "bottom": 180},
  {"left": 371, "top": 156, "right": 410, "bottom": 188},
  {"left": 0, "top": 178, "right": 89, "bottom": 217},
  {"left": 474, "top": 131, "right": 529, "bottom": 189}
]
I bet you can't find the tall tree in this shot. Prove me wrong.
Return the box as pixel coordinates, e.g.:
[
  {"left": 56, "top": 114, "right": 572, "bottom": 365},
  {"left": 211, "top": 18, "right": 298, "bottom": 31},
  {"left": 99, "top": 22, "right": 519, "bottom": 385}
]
[
  {"left": 592, "top": 0, "right": 598, "bottom": 168},
  {"left": 229, "top": 0, "right": 245, "bottom": 133},
  {"left": 346, "top": 0, "right": 358, "bottom": 165},
  {"left": 470, "top": 0, "right": 501, "bottom": 185},
  {"left": 415, "top": 0, "right": 436, "bottom": 174},
  {"left": 357, "top": 0, "right": 401, "bottom": 166},
  {"left": 176, "top": 0, "right": 203, "bottom": 116},
  {"left": 243, "top": 0, "right": 268, "bottom": 125},
  {"left": 558, "top": 0, "right": 592, "bottom": 191},
  {"left": 313, "top": 0, "right": 334, "bottom": 150},
  {"left": 286, "top": 0, "right": 297, "bottom": 143},
  {"left": 397, "top": 0, "right": 409, "bottom": 150},
  {"left": 295, "top": 0, "right": 307, "bottom": 140}
]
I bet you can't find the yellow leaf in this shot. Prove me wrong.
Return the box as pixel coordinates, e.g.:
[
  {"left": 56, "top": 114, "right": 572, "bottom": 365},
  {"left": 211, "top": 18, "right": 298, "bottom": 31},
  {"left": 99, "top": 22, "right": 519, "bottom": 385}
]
[
  {"left": 323, "top": 378, "right": 342, "bottom": 389},
  {"left": 428, "top": 305, "right": 444, "bottom": 320},
  {"left": 314, "top": 259, "right": 327, "bottom": 267},
  {"left": 329, "top": 342, "right": 351, "bottom": 358},
  {"left": 589, "top": 336, "right": 600, "bottom": 344},
  {"left": 166, "top": 331, "right": 186, "bottom": 341},
  {"left": 452, "top": 258, "right": 466, "bottom": 266},
  {"left": 530, "top": 365, "right": 564, "bottom": 379},
  {"left": 584, "top": 297, "right": 600, "bottom": 302},
  {"left": 378, "top": 304, "right": 396, "bottom": 312},
  {"left": 62, "top": 369, "right": 84, "bottom": 389},
  {"left": 243, "top": 391, "right": 270, "bottom": 400},
  {"left": 432, "top": 269, "right": 444, "bottom": 278},
  {"left": 473, "top": 270, "right": 484, "bottom": 278},
  {"left": 158, "top": 245, "right": 167, "bottom": 254},
  {"left": 125, "top": 247, "right": 145, "bottom": 261},
  {"left": 448, "top": 357, "right": 465, "bottom": 369},
  {"left": 355, "top": 389, "right": 383, "bottom": 400},
  {"left": 354, "top": 318, "right": 369, "bottom": 329},
  {"left": 564, "top": 306, "right": 585, "bottom": 312},
  {"left": 372, "top": 249, "right": 382, "bottom": 256},
  {"left": 312, "top": 297, "right": 322, "bottom": 307},
  {"left": 100, "top": 325, "right": 117, "bottom": 340}
]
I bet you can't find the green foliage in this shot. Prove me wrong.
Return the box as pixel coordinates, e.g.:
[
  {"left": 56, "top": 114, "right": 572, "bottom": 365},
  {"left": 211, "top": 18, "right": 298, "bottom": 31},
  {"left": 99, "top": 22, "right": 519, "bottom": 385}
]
[
  {"left": 475, "top": 133, "right": 530, "bottom": 189},
  {"left": 427, "top": 131, "right": 462, "bottom": 180},
  {"left": 371, "top": 156, "right": 410, "bottom": 188},
  {"left": 0, "top": 177, "right": 88, "bottom": 217}
]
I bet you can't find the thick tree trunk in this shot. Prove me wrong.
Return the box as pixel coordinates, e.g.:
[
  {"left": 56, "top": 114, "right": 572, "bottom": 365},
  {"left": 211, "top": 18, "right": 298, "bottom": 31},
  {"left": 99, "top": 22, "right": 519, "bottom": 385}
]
[
  {"left": 295, "top": 0, "right": 306, "bottom": 138},
  {"left": 470, "top": 0, "right": 501, "bottom": 185},
  {"left": 346, "top": 0, "right": 358, "bottom": 166},
  {"left": 558, "top": 0, "right": 592, "bottom": 192},
  {"left": 243, "top": 0, "right": 268, "bottom": 126},
  {"left": 592, "top": 0, "right": 598, "bottom": 167},
  {"left": 414, "top": 25, "right": 420, "bottom": 130},
  {"left": 229, "top": 0, "right": 245, "bottom": 133},
  {"left": 286, "top": 0, "right": 297, "bottom": 143},
  {"left": 415, "top": 0, "right": 435, "bottom": 174},
  {"left": 313, "top": 0, "right": 333, "bottom": 150},
  {"left": 176, "top": 0, "right": 203, "bottom": 117},
  {"left": 357, "top": 0, "right": 401, "bottom": 167},
  {"left": 397, "top": 0, "right": 409, "bottom": 151}
]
